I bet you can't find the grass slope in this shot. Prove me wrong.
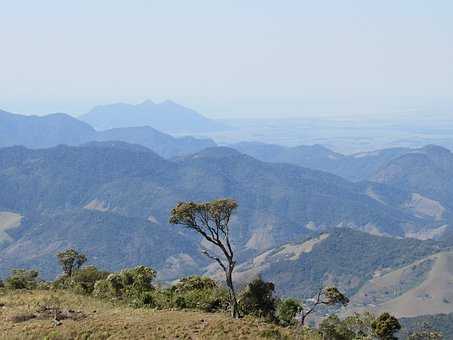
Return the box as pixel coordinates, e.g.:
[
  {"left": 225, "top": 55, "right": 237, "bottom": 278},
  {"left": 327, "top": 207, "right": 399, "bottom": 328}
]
[{"left": 0, "top": 290, "right": 303, "bottom": 340}]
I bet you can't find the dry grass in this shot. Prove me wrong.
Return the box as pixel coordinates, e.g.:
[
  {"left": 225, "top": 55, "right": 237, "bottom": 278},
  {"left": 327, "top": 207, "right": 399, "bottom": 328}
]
[{"left": 0, "top": 289, "right": 310, "bottom": 339}]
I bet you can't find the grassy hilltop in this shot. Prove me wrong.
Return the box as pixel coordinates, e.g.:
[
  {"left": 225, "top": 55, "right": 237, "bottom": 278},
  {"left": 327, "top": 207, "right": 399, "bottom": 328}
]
[{"left": 0, "top": 290, "right": 302, "bottom": 340}]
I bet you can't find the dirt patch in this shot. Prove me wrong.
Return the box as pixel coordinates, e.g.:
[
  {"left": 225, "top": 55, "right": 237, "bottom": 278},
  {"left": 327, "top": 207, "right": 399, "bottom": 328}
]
[
  {"left": 7, "top": 313, "right": 36, "bottom": 323},
  {"left": 35, "top": 305, "right": 86, "bottom": 321},
  {"left": 7, "top": 305, "right": 86, "bottom": 324}
]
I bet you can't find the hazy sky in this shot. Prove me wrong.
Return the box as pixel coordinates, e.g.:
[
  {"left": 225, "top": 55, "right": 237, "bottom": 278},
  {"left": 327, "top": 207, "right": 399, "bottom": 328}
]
[{"left": 1, "top": 0, "right": 452, "bottom": 118}]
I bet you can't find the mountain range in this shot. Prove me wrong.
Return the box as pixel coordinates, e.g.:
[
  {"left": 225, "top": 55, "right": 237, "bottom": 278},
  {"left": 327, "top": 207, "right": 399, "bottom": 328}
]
[
  {"left": 3, "top": 103, "right": 453, "bottom": 325},
  {"left": 79, "top": 100, "right": 228, "bottom": 133},
  {"left": 220, "top": 226, "right": 453, "bottom": 320},
  {"left": 231, "top": 141, "right": 411, "bottom": 182},
  {"left": 0, "top": 142, "right": 448, "bottom": 281},
  {"left": 0, "top": 109, "right": 215, "bottom": 158}
]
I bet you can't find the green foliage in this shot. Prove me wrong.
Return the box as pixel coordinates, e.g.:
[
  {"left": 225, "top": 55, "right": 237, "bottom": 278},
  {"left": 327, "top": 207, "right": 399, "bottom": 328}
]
[
  {"left": 92, "top": 266, "right": 156, "bottom": 307},
  {"left": 408, "top": 330, "right": 443, "bottom": 340},
  {"left": 174, "top": 287, "right": 228, "bottom": 312},
  {"left": 57, "top": 249, "right": 87, "bottom": 277},
  {"left": 54, "top": 266, "right": 109, "bottom": 295},
  {"left": 323, "top": 287, "right": 350, "bottom": 306},
  {"left": 400, "top": 314, "right": 450, "bottom": 339},
  {"left": 318, "top": 315, "right": 355, "bottom": 340},
  {"left": 239, "top": 277, "right": 277, "bottom": 319},
  {"left": 118, "top": 266, "right": 156, "bottom": 292},
  {"left": 341, "top": 312, "right": 376, "bottom": 338},
  {"left": 170, "top": 199, "right": 240, "bottom": 318},
  {"left": 92, "top": 279, "right": 112, "bottom": 299},
  {"left": 371, "top": 313, "right": 401, "bottom": 340},
  {"left": 4, "top": 269, "right": 40, "bottom": 290},
  {"left": 262, "top": 229, "right": 442, "bottom": 298},
  {"left": 276, "top": 299, "right": 302, "bottom": 326},
  {"left": 169, "top": 199, "right": 238, "bottom": 229},
  {"left": 164, "top": 276, "right": 229, "bottom": 312},
  {"left": 316, "top": 312, "right": 400, "bottom": 340},
  {"left": 173, "top": 276, "right": 218, "bottom": 292}
]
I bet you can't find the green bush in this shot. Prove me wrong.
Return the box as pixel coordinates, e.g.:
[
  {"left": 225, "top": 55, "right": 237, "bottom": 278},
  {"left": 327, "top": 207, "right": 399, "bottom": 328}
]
[
  {"left": 173, "top": 276, "right": 217, "bottom": 292},
  {"left": 315, "top": 312, "right": 399, "bottom": 340},
  {"left": 93, "top": 279, "right": 113, "bottom": 299},
  {"left": 372, "top": 313, "right": 401, "bottom": 340},
  {"left": 166, "top": 276, "right": 229, "bottom": 312},
  {"left": 4, "top": 269, "right": 40, "bottom": 290},
  {"left": 319, "top": 315, "right": 355, "bottom": 340},
  {"left": 276, "top": 299, "right": 302, "bottom": 326},
  {"left": 53, "top": 266, "right": 109, "bottom": 294},
  {"left": 178, "top": 287, "right": 228, "bottom": 312},
  {"left": 239, "top": 277, "right": 277, "bottom": 319},
  {"left": 91, "top": 266, "right": 156, "bottom": 306}
]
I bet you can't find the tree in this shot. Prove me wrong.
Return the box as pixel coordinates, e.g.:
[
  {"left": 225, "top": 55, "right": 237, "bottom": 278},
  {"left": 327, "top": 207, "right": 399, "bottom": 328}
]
[
  {"left": 57, "top": 249, "right": 87, "bottom": 277},
  {"left": 371, "top": 312, "right": 401, "bottom": 340},
  {"left": 299, "top": 287, "right": 349, "bottom": 326},
  {"left": 169, "top": 199, "right": 240, "bottom": 317}
]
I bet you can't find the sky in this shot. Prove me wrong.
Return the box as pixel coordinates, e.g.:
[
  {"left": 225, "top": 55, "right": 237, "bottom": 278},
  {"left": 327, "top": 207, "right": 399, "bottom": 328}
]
[{"left": 1, "top": 0, "right": 453, "bottom": 118}]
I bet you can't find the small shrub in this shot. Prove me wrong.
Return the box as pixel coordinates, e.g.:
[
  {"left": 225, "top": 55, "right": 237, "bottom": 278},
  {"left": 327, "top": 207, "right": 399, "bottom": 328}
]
[
  {"left": 4, "top": 269, "right": 40, "bottom": 290},
  {"left": 276, "top": 299, "right": 302, "bottom": 326}
]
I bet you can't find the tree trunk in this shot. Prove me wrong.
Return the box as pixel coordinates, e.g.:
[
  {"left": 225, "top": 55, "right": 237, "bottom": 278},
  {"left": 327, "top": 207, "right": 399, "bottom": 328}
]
[{"left": 225, "top": 263, "right": 239, "bottom": 318}]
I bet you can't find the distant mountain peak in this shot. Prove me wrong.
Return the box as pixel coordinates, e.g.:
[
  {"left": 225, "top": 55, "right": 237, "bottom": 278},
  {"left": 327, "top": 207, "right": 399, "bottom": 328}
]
[
  {"left": 139, "top": 99, "right": 155, "bottom": 106},
  {"left": 420, "top": 144, "right": 451, "bottom": 155},
  {"left": 80, "top": 100, "right": 228, "bottom": 133},
  {"left": 160, "top": 99, "right": 178, "bottom": 106}
]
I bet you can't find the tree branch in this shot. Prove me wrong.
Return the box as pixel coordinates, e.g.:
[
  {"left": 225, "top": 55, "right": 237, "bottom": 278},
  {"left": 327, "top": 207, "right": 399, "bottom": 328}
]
[{"left": 202, "top": 249, "right": 226, "bottom": 272}]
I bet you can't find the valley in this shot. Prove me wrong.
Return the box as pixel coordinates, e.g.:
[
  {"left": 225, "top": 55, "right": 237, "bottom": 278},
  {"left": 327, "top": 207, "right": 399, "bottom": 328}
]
[{"left": 1, "top": 104, "right": 453, "bottom": 335}]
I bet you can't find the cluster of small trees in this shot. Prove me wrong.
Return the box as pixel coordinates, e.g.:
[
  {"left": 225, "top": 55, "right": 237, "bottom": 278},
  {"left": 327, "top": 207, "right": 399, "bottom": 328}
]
[{"left": 0, "top": 198, "right": 436, "bottom": 338}]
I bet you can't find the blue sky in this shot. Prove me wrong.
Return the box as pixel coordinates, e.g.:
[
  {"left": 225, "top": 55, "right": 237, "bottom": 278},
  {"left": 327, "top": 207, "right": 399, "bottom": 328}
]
[{"left": 1, "top": 0, "right": 452, "bottom": 118}]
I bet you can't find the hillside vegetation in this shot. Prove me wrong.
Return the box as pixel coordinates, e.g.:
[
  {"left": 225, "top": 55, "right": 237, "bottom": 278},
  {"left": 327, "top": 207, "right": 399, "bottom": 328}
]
[
  {"left": 233, "top": 229, "right": 443, "bottom": 299},
  {"left": 0, "top": 143, "right": 435, "bottom": 281},
  {"left": 0, "top": 290, "right": 301, "bottom": 340}
]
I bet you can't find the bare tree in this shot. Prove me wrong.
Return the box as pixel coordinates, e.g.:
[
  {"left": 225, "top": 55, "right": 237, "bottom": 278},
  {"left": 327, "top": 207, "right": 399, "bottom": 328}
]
[
  {"left": 170, "top": 199, "right": 240, "bottom": 318},
  {"left": 299, "top": 287, "right": 349, "bottom": 326}
]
